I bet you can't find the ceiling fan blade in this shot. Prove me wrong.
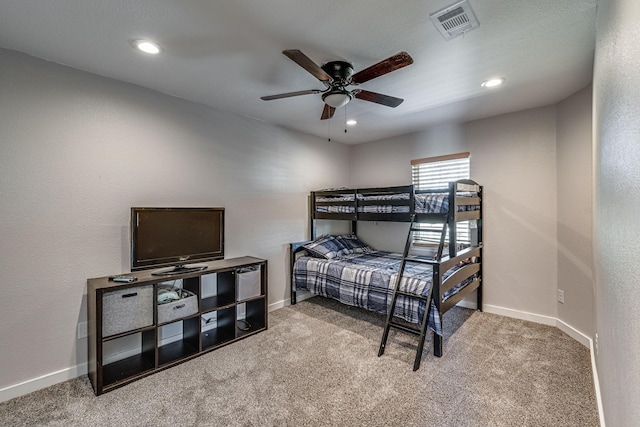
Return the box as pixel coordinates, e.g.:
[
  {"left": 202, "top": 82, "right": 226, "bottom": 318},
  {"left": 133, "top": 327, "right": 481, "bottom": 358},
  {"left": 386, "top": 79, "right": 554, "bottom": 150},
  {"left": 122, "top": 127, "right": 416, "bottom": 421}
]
[
  {"left": 321, "top": 104, "right": 336, "bottom": 120},
  {"left": 351, "top": 52, "right": 414, "bottom": 84},
  {"left": 261, "top": 89, "right": 321, "bottom": 101},
  {"left": 354, "top": 90, "right": 404, "bottom": 108},
  {"left": 283, "top": 50, "right": 331, "bottom": 82}
]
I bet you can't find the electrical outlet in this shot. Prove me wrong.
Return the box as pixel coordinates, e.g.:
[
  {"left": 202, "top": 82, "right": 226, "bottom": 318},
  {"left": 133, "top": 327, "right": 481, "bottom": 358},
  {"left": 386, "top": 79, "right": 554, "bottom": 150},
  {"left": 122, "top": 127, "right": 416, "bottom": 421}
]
[
  {"left": 77, "top": 321, "right": 88, "bottom": 339},
  {"left": 557, "top": 289, "right": 565, "bottom": 304}
]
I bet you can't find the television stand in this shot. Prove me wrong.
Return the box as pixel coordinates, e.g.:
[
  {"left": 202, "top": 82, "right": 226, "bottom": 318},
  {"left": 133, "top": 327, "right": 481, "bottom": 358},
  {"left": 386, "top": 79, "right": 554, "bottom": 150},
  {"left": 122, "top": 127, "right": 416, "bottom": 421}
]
[
  {"left": 87, "top": 256, "right": 267, "bottom": 395},
  {"left": 151, "top": 264, "right": 208, "bottom": 276}
]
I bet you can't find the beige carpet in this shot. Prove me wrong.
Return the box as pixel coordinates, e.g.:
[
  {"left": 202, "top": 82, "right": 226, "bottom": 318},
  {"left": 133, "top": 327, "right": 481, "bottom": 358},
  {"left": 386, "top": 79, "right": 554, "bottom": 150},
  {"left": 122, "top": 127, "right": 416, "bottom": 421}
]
[{"left": 0, "top": 297, "right": 599, "bottom": 426}]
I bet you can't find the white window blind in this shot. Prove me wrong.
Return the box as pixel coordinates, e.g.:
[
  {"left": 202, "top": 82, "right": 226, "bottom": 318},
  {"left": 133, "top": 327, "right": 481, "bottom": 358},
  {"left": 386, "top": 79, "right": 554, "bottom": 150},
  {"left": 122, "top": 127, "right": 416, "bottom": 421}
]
[{"left": 411, "top": 153, "right": 470, "bottom": 245}]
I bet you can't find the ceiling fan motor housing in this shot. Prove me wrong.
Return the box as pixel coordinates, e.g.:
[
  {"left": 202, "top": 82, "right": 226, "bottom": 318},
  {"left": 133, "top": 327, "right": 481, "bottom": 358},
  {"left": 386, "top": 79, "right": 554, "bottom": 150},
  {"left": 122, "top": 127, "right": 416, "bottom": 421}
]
[{"left": 321, "top": 61, "right": 354, "bottom": 86}]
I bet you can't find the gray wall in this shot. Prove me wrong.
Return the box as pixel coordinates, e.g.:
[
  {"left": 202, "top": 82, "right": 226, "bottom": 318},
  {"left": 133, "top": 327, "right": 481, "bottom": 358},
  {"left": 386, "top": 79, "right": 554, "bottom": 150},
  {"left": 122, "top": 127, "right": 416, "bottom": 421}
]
[
  {"left": 556, "top": 86, "right": 594, "bottom": 337},
  {"left": 557, "top": 86, "right": 595, "bottom": 338},
  {"left": 594, "top": 0, "right": 640, "bottom": 424},
  {"left": 351, "top": 106, "right": 561, "bottom": 319},
  {"left": 0, "top": 44, "right": 598, "bottom": 405},
  {"left": 0, "top": 48, "right": 350, "bottom": 391}
]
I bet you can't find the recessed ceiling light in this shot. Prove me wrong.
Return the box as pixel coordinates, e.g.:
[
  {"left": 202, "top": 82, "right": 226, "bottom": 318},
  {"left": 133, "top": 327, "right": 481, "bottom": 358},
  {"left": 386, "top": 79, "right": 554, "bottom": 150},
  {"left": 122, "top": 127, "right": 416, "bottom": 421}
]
[
  {"left": 481, "top": 77, "right": 505, "bottom": 88},
  {"left": 131, "top": 40, "right": 162, "bottom": 55},
  {"left": 346, "top": 119, "right": 357, "bottom": 126}
]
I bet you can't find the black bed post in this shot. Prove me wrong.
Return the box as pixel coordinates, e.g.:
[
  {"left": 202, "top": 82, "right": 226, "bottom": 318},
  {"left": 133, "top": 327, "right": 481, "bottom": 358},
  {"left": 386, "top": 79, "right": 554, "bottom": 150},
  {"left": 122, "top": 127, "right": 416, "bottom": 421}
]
[
  {"left": 434, "top": 334, "right": 443, "bottom": 358},
  {"left": 433, "top": 263, "right": 443, "bottom": 357},
  {"left": 309, "top": 192, "right": 317, "bottom": 240},
  {"left": 290, "top": 243, "right": 297, "bottom": 305},
  {"left": 448, "top": 181, "right": 457, "bottom": 258},
  {"left": 476, "top": 269, "right": 483, "bottom": 312},
  {"left": 291, "top": 193, "right": 317, "bottom": 306}
]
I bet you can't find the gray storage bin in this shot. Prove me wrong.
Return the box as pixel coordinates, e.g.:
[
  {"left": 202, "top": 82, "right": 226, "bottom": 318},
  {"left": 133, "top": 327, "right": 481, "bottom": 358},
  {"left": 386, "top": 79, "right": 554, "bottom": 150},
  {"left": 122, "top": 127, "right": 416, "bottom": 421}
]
[
  {"left": 102, "top": 285, "right": 154, "bottom": 337},
  {"left": 236, "top": 267, "right": 261, "bottom": 301},
  {"left": 158, "top": 289, "right": 198, "bottom": 324}
]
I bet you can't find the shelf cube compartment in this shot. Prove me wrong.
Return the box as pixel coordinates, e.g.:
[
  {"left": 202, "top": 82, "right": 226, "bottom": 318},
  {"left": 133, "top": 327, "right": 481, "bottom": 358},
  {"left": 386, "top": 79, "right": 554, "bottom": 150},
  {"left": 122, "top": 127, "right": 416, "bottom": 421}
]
[
  {"left": 200, "top": 271, "right": 236, "bottom": 311},
  {"left": 102, "top": 285, "right": 154, "bottom": 337},
  {"left": 101, "top": 329, "right": 156, "bottom": 389},
  {"left": 157, "top": 317, "right": 200, "bottom": 366},
  {"left": 157, "top": 289, "right": 198, "bottom": 325},
  {"left": 201, "top": 306, "right": 235, "bottom": 350},
  {"left": 236, "top": 266, "right": 262, "bottom": 301},
  {"left": 236, "top": 299, "right": 266, "bottom": 338}
]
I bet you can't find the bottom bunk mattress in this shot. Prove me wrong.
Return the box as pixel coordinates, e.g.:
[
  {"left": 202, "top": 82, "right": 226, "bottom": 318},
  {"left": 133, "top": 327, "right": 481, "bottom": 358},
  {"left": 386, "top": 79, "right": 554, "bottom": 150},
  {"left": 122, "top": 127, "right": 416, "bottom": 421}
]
[{"left": 293, "top": 251, "right": 470, "bottom": 336}]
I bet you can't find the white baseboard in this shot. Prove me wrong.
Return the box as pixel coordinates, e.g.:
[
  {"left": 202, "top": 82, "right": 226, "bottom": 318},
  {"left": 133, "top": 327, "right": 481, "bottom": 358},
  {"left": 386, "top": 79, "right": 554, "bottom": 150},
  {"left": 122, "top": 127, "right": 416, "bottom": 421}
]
[
  {"left": 1, "top": 297, "right": 606, "bottom": 426},
  {"left": 0, "top": 363, "right": 88, "bottom": 403},
  {"left": 589, "top": 337, "right": 606, "bottom": 427},
  {"left": 556, "top": 318, "right": 590, "bottom": 348},
  {"left": 269, "top": 291, "right": 315, "bottom": 312},
  {"left": 483, "top": 304, "right": 590, "bottom": 347},
  {"left": 483, "top": 304, "right": 604, "bottom": 425},
  {"left": 276, "top": 298, "right": 602, "bottom": 425},
  {"left": 268, "top": 299, "right": 288, "bottom": 312},
  {"left": 1, "top": 296, "right": 296, "bottom": 403},
  {"left": 483, "top": 304, "right": 557, "bottom": 327}
]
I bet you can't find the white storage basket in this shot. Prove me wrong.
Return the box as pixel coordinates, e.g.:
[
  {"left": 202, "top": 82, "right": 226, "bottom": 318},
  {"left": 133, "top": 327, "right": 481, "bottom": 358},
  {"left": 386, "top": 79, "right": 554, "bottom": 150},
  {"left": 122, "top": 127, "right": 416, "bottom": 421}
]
[
  {"left": 157, "top": 289, "right": 198, "bottom": 324},
  {"left": 236, "top": 267, "right": 261, "bottom": 301}
]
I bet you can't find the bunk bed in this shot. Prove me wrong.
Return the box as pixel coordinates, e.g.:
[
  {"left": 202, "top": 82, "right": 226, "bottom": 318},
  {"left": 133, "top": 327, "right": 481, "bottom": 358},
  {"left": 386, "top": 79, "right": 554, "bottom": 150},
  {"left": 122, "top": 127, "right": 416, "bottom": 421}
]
[{"left": 289, "top": 179, "right": 483, "bottom": 366}]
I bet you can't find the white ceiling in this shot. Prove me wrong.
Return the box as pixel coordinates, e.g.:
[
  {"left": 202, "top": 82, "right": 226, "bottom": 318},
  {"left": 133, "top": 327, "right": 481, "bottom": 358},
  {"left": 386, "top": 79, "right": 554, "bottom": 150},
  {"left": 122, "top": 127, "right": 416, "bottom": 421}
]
[{"left": 0, "top": 0, "right": 597, "bottom": 144}]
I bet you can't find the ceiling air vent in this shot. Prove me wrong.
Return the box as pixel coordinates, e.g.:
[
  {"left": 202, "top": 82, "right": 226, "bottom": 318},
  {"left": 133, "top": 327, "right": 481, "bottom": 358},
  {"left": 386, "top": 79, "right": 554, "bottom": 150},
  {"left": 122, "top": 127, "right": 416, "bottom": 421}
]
[{"left": 430, "top": 0, "right": 480, "bottom": 41}]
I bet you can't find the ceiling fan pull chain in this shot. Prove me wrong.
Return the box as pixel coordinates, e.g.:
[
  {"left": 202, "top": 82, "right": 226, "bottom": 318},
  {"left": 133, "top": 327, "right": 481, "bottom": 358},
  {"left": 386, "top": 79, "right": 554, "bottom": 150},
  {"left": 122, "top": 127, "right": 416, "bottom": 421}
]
[{"left": 344, "top": 105, "right": 348, "bottom": 134}]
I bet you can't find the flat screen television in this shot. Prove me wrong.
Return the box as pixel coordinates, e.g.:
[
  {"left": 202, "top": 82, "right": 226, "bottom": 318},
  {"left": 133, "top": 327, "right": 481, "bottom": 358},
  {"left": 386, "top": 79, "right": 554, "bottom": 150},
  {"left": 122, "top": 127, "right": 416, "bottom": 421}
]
[{"left": 131, "top": 207, "right": 224, "bottom": 275}]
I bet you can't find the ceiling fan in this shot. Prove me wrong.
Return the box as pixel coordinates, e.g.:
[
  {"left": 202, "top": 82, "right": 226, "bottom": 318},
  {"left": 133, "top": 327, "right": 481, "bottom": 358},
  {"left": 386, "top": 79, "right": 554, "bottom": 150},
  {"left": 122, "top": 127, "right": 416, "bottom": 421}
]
[{"left": 261, "top": 50, "right": 414, "bottom": 120}]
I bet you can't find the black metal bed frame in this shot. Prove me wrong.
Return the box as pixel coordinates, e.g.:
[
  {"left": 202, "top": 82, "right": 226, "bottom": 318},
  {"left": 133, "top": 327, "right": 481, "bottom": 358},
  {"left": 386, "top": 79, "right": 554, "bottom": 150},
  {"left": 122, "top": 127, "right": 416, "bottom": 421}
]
[{"left": 289, "top": 179, "right": 483, "bottom": 360}]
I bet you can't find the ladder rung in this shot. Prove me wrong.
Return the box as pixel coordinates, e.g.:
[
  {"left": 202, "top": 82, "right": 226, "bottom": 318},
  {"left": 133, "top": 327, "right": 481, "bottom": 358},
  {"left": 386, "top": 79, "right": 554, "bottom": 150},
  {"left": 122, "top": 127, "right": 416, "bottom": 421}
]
[
  {"left": 395, "top": 290, "right": 430, "bottom": 301},
  {"left": 379, "top": 215, "right": 440, "bottom": 370},
  {"left": 389, "top": 321, "right": 422, "bottom": 335}
]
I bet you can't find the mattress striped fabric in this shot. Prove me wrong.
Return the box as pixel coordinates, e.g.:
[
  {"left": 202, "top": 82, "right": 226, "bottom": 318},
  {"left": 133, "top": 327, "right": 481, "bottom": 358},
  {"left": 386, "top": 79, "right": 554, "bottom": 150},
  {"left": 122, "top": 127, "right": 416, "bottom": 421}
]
[{"left": 294, "top": 251, "right": 471, "bottom": 335}]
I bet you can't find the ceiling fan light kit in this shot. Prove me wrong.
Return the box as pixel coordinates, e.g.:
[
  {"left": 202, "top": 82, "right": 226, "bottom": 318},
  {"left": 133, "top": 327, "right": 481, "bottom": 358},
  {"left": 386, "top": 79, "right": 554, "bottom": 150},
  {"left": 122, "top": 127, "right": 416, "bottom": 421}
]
[
  {"left": 322, "top": 90, "right": 352, "bottom": 108},
  {"left": 261, "top": 50, "right": 413, "bottom": 120}
]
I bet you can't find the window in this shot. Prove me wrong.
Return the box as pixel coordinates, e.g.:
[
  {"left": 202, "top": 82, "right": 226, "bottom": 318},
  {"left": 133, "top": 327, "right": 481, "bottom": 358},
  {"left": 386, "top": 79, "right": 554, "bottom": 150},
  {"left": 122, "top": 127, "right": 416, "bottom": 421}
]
[{"left": 411, "top": 152, "right": 470, "bottom": 246}]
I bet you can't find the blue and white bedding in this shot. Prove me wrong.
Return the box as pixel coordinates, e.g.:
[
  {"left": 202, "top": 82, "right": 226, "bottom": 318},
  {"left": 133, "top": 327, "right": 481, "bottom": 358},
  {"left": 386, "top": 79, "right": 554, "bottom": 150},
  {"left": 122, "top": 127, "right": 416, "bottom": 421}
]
[
  {"left": 294, "top": 250, "right": 470, "bottom": 335},
  {"left": 316, "top": 205, "right": 356, "bottom": 214},
  {"left": 357, "top": 193, "right": 411, "bottom": 201},
  {"left": 415, "top": 193, "right": 478, "bottom": 214},
  {"left": 358, "top": 205, "right": 410, "bottom": 213},
  {"left": 315, "top": 194, "right": 356, "bottom": 214},
  {"left": 316, "top": 192, "right": 478, "bottom": 215},
  {"left": 315, "top": 195, "right": 355, "bottom": 203},
  {"left": 415, "top": 193, "right": 449, "bottom": 214}
]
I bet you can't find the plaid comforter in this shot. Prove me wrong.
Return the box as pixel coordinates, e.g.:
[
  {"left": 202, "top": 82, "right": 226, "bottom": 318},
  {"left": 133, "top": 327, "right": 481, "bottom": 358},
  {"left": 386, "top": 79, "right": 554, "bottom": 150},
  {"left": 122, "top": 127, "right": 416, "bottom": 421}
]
[
  {"left": 415, "top": 193, "right": 479, "bottom": 213},
  {"left": 294, "top": 251, "right": 467, "bottom": 335},
  {"left": 358, "top": 205, "right": 410, "bottom": 213},
  {"left": 316, "top": 205, "right": 356, "bottom": 213}
]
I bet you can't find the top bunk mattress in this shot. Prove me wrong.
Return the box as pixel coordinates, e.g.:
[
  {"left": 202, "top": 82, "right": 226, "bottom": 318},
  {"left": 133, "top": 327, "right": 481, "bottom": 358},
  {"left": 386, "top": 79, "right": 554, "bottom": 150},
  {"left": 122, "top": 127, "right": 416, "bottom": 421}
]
[{"left": 312, "top": 182, "right": 481, "bottom": 218}]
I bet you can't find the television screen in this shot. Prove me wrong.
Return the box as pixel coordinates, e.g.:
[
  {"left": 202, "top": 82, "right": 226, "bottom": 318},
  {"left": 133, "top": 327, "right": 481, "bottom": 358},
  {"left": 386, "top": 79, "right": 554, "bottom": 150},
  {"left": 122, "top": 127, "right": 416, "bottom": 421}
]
[{"left": 131, "top": 207, "right": 224, "bottom": 273}]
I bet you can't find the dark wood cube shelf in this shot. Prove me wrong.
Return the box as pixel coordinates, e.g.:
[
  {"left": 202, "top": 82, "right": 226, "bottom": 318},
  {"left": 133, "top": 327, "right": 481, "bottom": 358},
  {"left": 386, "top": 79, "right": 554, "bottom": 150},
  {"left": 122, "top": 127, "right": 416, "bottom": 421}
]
[{"left": 87, "top": 256, "right": 267, "bottom": 395}]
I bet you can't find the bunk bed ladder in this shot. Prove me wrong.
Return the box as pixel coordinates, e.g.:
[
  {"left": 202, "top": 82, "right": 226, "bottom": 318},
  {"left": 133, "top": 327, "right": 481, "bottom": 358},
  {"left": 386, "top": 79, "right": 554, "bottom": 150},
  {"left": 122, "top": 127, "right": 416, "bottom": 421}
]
[{"left": 378, "top": 214, "right": 447, "bottom": 371}]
